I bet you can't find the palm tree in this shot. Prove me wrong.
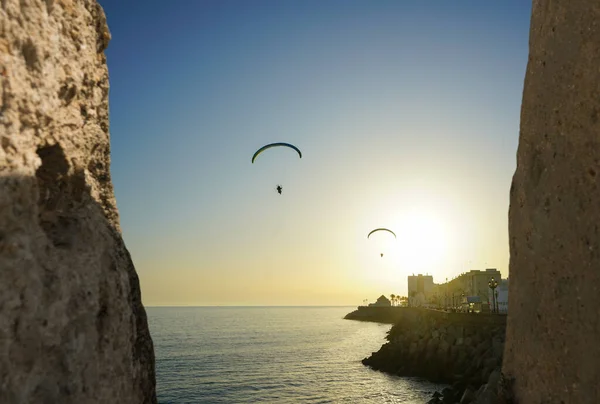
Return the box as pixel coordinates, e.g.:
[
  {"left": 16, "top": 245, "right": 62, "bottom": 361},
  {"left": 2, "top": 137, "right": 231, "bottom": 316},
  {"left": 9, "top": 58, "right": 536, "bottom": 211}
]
[{"left": 390, "top": 294, "right": 396, "bottom": 307}]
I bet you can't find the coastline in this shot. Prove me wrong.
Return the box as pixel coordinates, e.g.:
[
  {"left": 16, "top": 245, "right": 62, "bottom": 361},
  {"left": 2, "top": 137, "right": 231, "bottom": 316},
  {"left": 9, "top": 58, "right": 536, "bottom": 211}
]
[
  {"left": 344, "top": 306, "right": 408, "bottom": 324},
  {"left": 345, "top": 307, "right": 507, "bottom": 403}
]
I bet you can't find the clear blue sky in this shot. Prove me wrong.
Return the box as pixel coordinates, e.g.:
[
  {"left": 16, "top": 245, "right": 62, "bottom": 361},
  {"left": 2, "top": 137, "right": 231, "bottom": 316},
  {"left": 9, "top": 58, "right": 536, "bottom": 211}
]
[{"left": 98, "top": 0, "right": 532, "bottom": 306}]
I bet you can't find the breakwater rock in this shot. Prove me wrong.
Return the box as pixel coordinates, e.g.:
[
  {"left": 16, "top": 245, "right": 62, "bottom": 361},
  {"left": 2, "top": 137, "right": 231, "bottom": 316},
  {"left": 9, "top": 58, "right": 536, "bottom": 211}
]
[
  {"left": 356, "top": 308, "right": 506, "bottom": 403},
  {"left": 344, "top": 306, "right": 407, "bottom": 324}
]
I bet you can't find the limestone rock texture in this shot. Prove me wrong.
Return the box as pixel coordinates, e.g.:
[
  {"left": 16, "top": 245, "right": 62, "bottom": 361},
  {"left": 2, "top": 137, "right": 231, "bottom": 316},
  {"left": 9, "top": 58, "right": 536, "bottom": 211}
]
[
  {"left": 0, "top": 1, "right": 156, "bottom": 403},
  {"left": 505, "top": 1, "right": 600, "bottom": 403}
]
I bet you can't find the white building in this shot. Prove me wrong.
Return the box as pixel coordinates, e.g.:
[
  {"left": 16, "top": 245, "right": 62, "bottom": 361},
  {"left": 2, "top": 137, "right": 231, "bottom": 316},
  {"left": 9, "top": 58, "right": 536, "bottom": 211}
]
[
  {"left": 407, "top": 274, "right": 434, "bottom": 307},
  {"left": 439, "top": 268, "right": 503, "bottom": 312}
]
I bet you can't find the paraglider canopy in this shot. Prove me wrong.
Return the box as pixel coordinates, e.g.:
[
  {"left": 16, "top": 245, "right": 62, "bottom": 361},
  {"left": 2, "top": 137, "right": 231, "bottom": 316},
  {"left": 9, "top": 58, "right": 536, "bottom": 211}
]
[
  {"left": 251, "top": 142, "right": 302, "bottom": 163},
  {"left": 367, "top": 228, "right": 397, "bottom": 239}
]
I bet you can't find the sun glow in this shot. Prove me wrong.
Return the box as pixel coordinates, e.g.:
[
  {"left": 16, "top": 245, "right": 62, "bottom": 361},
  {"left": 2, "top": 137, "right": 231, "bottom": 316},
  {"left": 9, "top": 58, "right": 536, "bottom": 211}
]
[
  {"left": 357, "top": 203, "right": 453, "bottom": 292},
  {"left": 394, "top": 209, "right": 449, "bottom": 275}
]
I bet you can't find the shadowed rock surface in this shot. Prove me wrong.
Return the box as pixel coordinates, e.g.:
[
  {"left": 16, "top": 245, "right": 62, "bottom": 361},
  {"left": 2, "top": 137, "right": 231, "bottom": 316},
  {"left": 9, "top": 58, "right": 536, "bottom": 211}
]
[
  {"left": 344, "top": 306, "right": 408, "bottom": 324},
  {"left": 504, "top": 0, "right": 600, "bottom": 403},
  {"left": 0, "top": 1, "right": 156, "bottom": 403},
  {"left": 352, "top": 308, "right": 506, "bottom": 404}
]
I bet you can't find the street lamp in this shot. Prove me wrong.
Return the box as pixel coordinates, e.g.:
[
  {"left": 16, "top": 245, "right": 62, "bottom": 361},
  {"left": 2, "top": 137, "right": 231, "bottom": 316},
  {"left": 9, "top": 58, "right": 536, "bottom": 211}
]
[
  {"left": 488, "top": 277, "right": 499, "bottom": 314},
  {"left": 445, "top": 277, "right": 448, "bottom": 311},
  {"left": 495, "top": 290, "right": 499, "bottom": 313}
]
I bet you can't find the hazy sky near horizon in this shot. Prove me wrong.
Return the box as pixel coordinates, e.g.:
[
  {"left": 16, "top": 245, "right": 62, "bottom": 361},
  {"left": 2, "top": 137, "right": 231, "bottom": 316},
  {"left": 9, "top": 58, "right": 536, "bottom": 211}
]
[{"left": 98, "top": 0, "right": 532, "bottom": 306}]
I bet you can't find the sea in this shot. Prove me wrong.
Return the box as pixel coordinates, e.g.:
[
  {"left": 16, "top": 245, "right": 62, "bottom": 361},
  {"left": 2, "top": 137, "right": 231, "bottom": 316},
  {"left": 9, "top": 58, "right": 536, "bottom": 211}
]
[{"left": 147, "top": 306, "right": 445, "bottom": 404}]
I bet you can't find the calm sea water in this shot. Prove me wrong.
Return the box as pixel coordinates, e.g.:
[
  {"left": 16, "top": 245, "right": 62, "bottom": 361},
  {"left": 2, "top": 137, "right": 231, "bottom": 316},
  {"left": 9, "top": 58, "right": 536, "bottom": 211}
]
[{"left": 147, "top": 306, "right": 444, "bottom": 403}]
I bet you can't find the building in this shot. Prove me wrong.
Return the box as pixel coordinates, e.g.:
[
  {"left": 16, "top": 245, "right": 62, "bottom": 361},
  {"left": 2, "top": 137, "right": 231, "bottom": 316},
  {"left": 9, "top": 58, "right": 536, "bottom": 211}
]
[
  {"left": 405, "top": 269, "right": 505, "bottom": 311},
  {"left": 407, "top": 274, "right": 434, "bottom": 307},
  {"left": 368, "top": 295, "right": 391, "bottom": 307},
  {"left": 439, "top": 268, "right": 503, "bottom": 312}
]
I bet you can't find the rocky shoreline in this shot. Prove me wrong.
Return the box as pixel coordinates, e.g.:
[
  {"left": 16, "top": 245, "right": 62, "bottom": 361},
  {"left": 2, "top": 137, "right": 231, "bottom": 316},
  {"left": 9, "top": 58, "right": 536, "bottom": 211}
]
[
  {"left": 344, "top": 306, "right": 407, "bottom": 324},
  {"left": 346, "top": 308, "right": 509, "bottom": 403}
]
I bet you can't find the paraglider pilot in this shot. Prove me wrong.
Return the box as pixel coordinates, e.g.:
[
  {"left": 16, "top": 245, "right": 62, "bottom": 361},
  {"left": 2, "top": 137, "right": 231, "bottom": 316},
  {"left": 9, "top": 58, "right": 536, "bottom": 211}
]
[{"left": 276, "top": 185, "right": 283, "bottom": 195}]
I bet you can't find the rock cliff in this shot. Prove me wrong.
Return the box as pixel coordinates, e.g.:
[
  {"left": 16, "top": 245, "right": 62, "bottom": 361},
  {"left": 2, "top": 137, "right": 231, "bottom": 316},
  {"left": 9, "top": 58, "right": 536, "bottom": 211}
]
[
  {"left": 504, "top": 1, "right": 600, "bottom": 402},
  {"left": 0, "top": 1, "right": 156, "bottom": 403}
]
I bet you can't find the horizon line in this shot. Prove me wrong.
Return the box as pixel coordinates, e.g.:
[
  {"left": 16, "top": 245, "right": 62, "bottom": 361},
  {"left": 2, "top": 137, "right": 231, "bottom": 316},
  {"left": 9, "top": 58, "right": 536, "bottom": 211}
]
[{"left": 144, "top": 305, "right": 358, "bottom": 308}]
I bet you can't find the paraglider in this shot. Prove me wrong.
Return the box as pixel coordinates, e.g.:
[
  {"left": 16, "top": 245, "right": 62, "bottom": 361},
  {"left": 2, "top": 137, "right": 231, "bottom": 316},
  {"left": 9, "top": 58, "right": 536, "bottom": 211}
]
[
  {"left": 252, "top": 142, "right": 302, "bottom": 194},
  {"left": 367, "top": 228, "right": 397, "bottom": 258}
]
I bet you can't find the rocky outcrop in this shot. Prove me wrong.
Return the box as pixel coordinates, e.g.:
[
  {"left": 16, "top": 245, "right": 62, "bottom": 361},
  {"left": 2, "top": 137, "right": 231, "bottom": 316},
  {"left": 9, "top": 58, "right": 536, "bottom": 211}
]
[
  {"left": 0, "top": 1, "right": 156, "bottom": 403},
  {"left": 504, "top": 1, "right": 600, "bottom": 402},
  {"left": 359, "top": 309, "right": 505, "bottom": 404},
  {"left": 344, "top": 306, "right": 406, "bottom": 324}
]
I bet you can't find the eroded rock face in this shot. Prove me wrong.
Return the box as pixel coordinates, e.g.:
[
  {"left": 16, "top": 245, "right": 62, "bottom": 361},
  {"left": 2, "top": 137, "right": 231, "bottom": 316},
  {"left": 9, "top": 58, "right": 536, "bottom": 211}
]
[
  {"left": 505, "top": 1, "right": 600, "bottom": 402},
  {"left": 0, "top": 1, "right": 156, "bottom": 403}
]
